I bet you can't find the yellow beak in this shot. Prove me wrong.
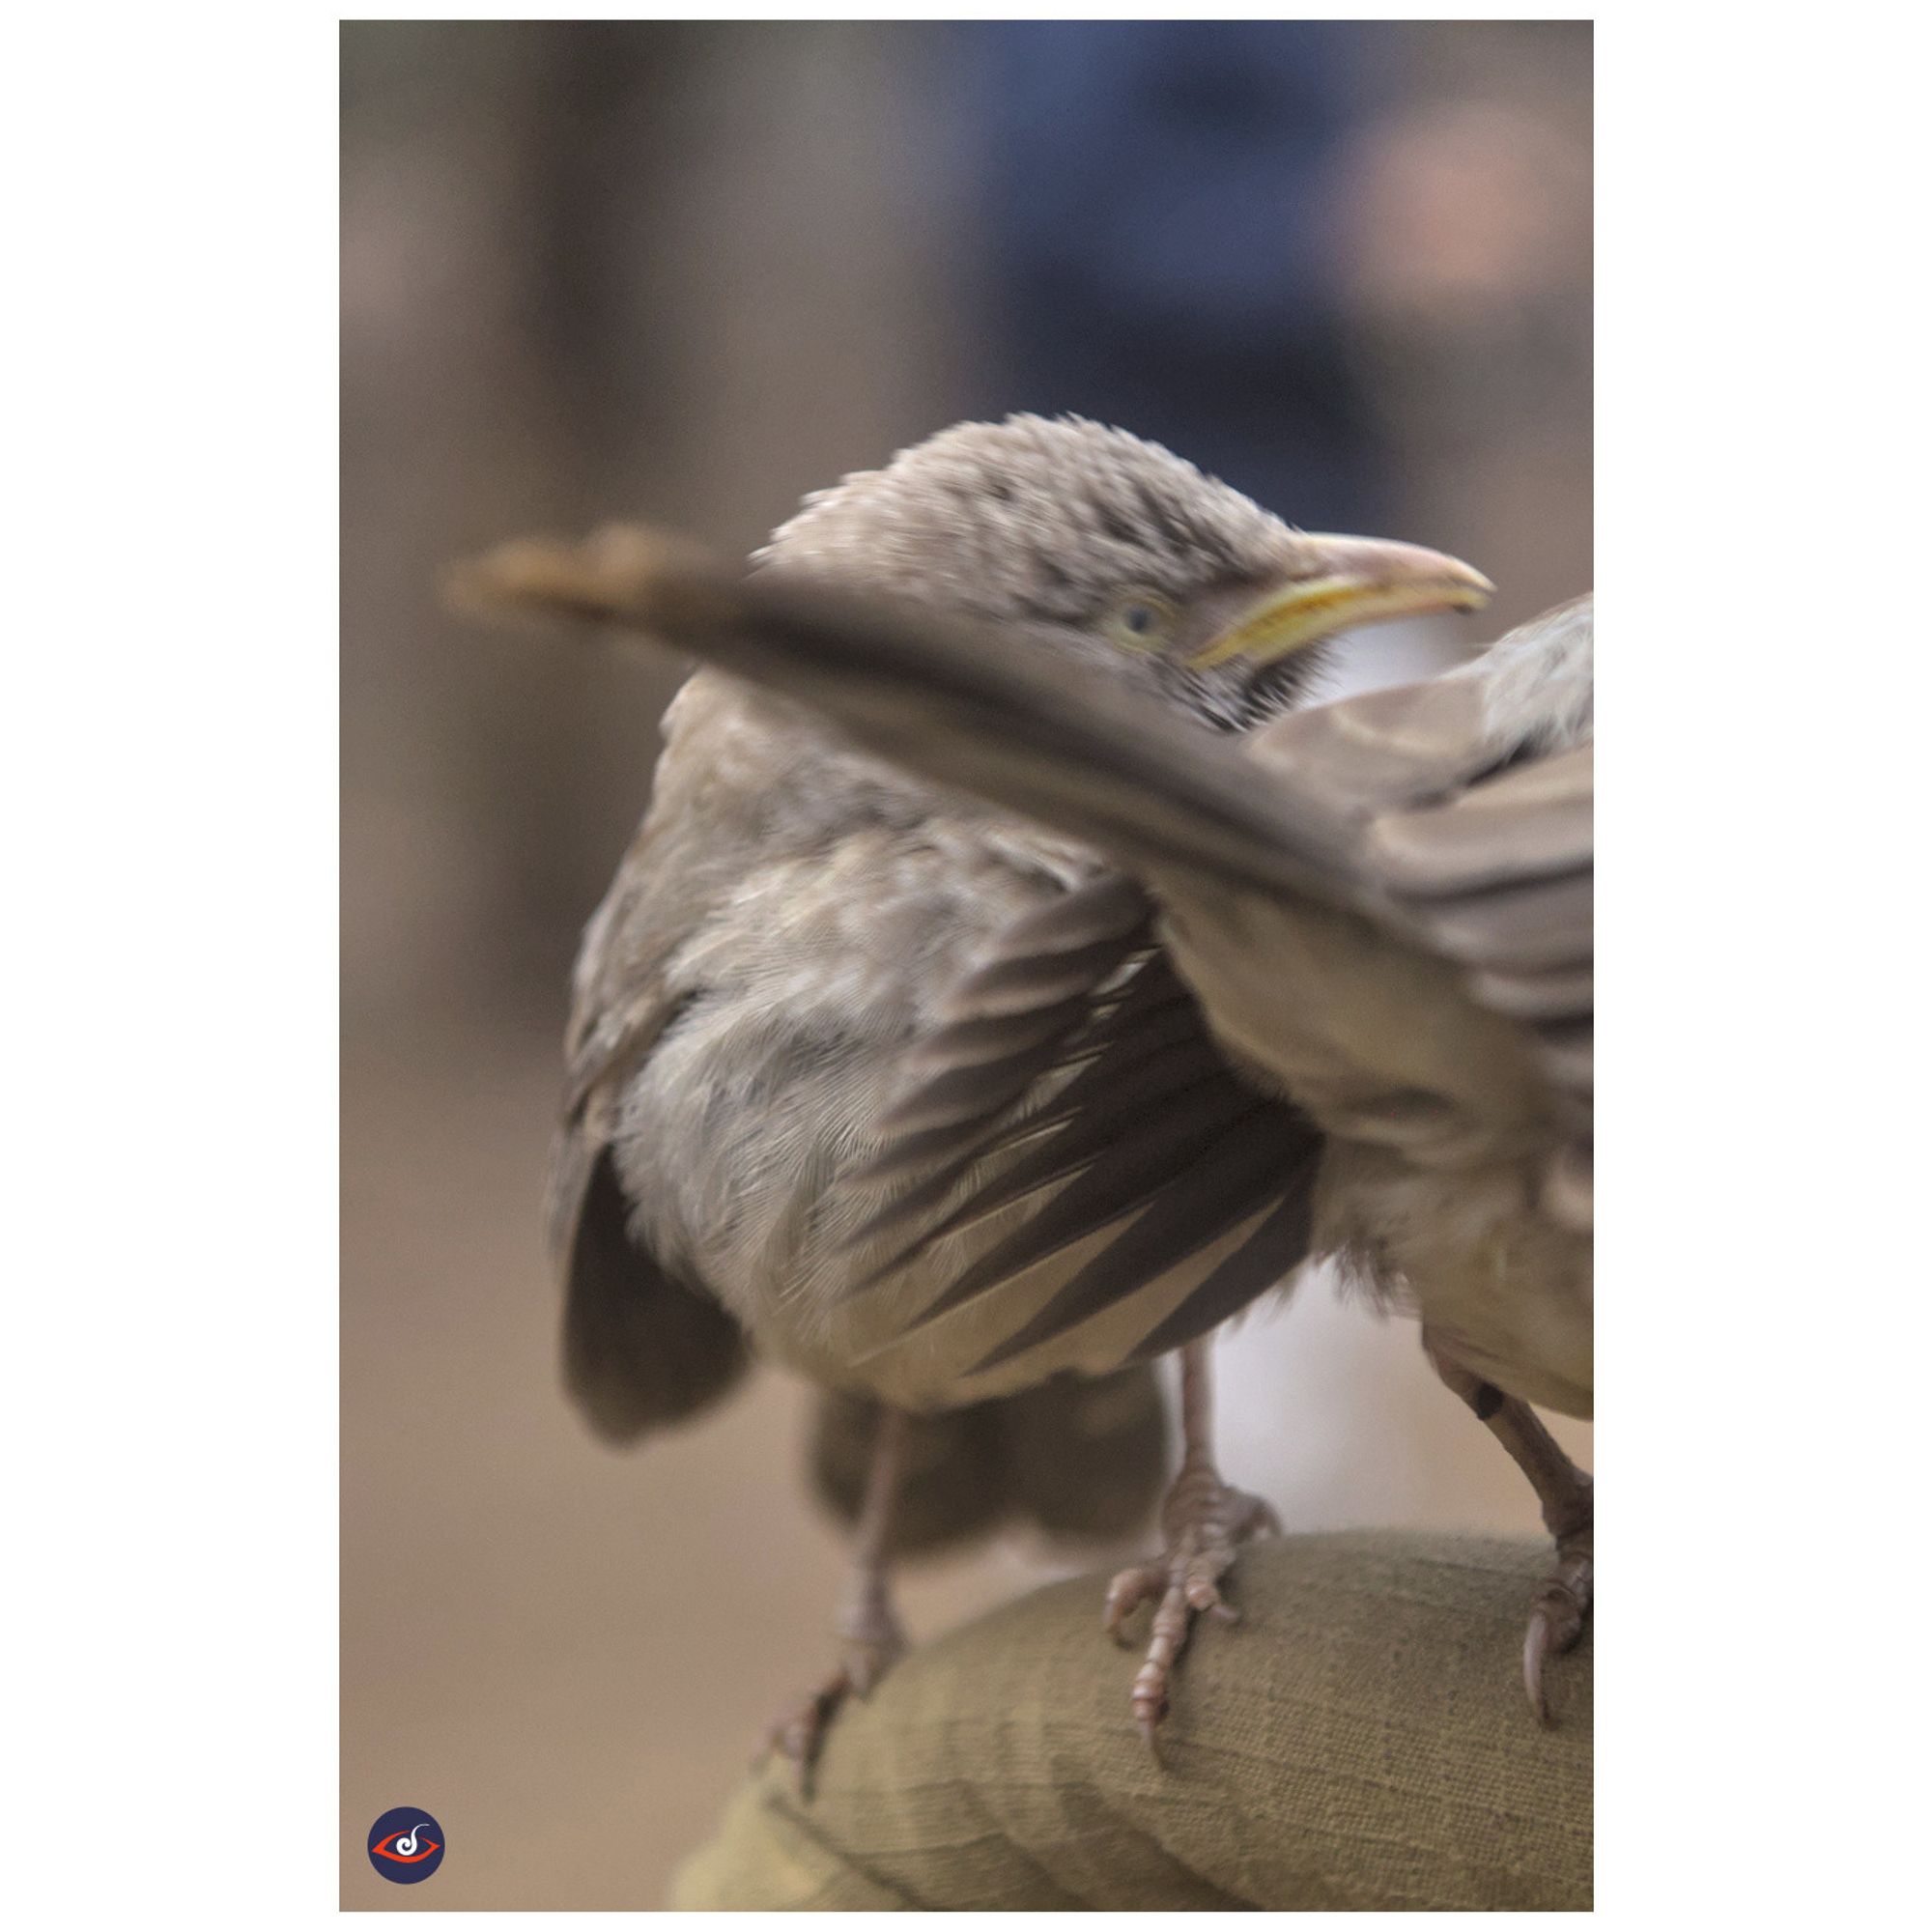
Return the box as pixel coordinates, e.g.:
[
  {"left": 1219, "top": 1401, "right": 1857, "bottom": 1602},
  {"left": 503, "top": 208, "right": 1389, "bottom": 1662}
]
[{"left": 1188, "top": 535, "right": 1494, "bottom": 669}]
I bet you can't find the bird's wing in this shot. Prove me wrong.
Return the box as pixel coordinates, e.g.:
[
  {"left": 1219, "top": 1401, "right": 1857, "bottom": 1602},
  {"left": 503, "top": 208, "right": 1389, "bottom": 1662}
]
[
  {"left": 1352, "top": 734, "right": 1593, "bottom": 1110},
  {"left": 1234, "top": 620, "right": 1593, "bottom": 1223},
  {"left": 860, "top": 639, "right": 1593, "bottom": 1371},
  {"left": 547, "top": 831, "right": 752, "bottom": 1444},
  {"left": 845, "top": 872, "right": 1326, "bottom": 1374},
  {"left": 448, "top": 526, "right": 1357, "bottom": 904}
]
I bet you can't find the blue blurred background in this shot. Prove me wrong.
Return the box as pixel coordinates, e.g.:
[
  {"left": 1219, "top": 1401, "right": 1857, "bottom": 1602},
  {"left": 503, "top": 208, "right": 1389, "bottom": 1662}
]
[
  {"left": 342, "top": 19, "right": 1590, "bottom": 1909},
  {"left": 971, "top": 21, "right": 1387, "bottom": 527}
]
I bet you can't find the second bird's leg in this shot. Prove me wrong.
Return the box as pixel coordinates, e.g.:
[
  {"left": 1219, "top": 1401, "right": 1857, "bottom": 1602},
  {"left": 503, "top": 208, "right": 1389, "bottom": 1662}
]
[
  {"left": 1105, "top": 1340, "right": 1280, "bottom": 1747},
  {"left": 767, "top": 1404, "right": 910, "bottom": 1787},
  {"left": 1425, "top": 1333, "right": 1593, "bottom": 1725}
]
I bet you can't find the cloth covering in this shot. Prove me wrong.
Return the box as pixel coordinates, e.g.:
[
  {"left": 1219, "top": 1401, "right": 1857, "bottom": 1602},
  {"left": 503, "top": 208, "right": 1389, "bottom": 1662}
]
[{"left": 670, "top": 1530, "right": 1591, "bottom": 1910}]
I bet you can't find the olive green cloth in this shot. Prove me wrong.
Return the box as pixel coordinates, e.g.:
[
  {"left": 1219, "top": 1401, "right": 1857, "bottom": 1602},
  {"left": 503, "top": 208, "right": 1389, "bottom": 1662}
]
[{"left": 670, "top": 1531, "right": 1591, "bottom": 1911}]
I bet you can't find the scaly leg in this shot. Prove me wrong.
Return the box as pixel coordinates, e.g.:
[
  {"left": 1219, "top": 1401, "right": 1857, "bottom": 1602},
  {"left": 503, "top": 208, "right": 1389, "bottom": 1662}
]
[
  {"left": 1104, "top": 1341, "right": 1280, "bottom": 1747},
  {"left": 1425, "top": 1332, "right": 1593, "bottom": 1724},
  {"left": 766, "top": 1404, "right": 910, "bottom": 1788}
]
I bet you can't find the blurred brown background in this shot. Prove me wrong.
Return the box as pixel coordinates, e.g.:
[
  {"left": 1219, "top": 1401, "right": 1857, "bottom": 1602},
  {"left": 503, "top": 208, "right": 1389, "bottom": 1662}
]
[{"left": 342, "top": 19, "right": 1590, "bottom": 1911}]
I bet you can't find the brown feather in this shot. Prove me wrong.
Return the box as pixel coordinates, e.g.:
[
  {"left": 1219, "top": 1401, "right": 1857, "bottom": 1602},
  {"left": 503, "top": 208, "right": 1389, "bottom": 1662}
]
[
  {"left": 966, "top": 1105, "right": 1322, "bottom": 1375},
  {"left": 1126, "top": 1181, "right": 1323, "bottom": 1360},
  {"left": 891, "top": 1080, "right": 1270, "bottom": 1332}
]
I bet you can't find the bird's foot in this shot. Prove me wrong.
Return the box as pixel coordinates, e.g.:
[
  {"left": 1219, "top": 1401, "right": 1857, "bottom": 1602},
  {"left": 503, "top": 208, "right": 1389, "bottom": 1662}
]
[
  {"left": 763, "top": 1595, "right": 908, "bottom": 1793},
  {"left": 1104, "top": 1458, "right": 1280, "bottom": 1748},
  {"left": 1523, "top": 1486, "right": 1592, "bottom": 1725}
]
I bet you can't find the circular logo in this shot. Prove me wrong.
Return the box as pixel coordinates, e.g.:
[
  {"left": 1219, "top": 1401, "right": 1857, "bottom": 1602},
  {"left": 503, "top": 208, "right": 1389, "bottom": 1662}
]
[{"left": 367, "top": 1806, "right": 445, "bottom": 1885}]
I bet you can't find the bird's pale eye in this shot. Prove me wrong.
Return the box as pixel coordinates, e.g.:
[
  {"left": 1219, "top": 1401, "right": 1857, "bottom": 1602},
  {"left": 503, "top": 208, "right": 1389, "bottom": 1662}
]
[{"left": 1100, "top": 588, "right": 1180, "bottom": 653}]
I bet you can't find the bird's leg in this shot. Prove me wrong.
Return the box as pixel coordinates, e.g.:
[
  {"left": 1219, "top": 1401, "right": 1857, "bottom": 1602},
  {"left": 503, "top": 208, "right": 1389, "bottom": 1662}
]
[
  {"left": 1104, "top": 1341, "right": 1279, "bottom": 1748},
  {"left": 766, "top": 1404, "right": 910, "bottom": 1788},
  {"left": 1425, "top": 1333, "right": 1593, "bottom": 1724}
]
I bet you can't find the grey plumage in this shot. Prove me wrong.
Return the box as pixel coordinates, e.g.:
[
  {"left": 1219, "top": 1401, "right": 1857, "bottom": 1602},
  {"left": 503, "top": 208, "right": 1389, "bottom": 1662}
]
[
  {"left": 469, "top": 501, "right": 1589, "bottom": 1418},
  {"left": 497, "top": 418, "right": 1492, "bottom": 1437},
  {"left": 938, "top": 599, "right": 1597, "bottom": 1415},
  {"left": 452, "top": 413, "right": 1536, "bottom": 1736},
  {"left": 843, "top": 595, "right": 1596, "bottom": 1417}
]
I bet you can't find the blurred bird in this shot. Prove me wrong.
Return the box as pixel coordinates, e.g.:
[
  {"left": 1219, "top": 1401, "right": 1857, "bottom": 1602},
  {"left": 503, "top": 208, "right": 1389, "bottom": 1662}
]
[
  {"left": 459, "top": 500, "right": 1592, "bottom": 1726},
  {"left": 830, "top": 593, "right": 1596, "bottom": 1725},
  {"left": 454, "top": 415, "right": 1498, "bottom": 1758}
]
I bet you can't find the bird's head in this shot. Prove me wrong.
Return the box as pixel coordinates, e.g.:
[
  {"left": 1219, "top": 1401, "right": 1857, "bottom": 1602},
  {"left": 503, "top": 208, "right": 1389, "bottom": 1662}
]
[{"left": 756, "top": 414, "right": 1492, "bottom": 731}]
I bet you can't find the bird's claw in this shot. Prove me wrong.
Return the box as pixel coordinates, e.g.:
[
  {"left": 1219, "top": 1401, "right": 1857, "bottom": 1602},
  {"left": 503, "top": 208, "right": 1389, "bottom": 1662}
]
[
  {"left": 762, "top": 1670, "right": 851, "bottom": 1792},
  {"left": 1104, "top": 1468, "right": 1278, "bottom": 1746},
  {"left": 763, "top": 1605, "right": 907, "bottom": 1794},
  {"left": 1521, "top": 1527, "right": 1592, "bottom": 1725},
  {"left": 1103, "top": 1563, "right": 1166, "bottom": 1644}
]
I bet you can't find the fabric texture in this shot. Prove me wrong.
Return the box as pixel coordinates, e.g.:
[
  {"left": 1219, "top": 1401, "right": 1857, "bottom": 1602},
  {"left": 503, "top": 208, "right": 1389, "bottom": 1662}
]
[{"left": 669, "top": 1530, "right": 1592, "bottom": 1910}]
